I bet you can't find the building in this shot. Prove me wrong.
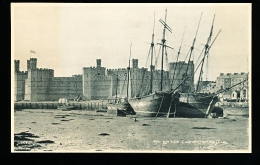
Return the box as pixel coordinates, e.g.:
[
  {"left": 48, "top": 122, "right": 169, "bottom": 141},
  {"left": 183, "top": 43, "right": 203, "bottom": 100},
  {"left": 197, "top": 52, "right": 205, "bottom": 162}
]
[
  {"left": 215, "top": 72, "right": 249, "bottom": 101},
  {"left": 14, "top": 58, "right": 194, "bottom": 101}
]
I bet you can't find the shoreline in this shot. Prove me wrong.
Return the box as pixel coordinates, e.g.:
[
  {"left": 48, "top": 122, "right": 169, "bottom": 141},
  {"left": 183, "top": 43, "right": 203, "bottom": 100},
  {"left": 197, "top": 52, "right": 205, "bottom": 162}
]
[{"left": 13, "top": 109, "right": 250, "bottom": 152}]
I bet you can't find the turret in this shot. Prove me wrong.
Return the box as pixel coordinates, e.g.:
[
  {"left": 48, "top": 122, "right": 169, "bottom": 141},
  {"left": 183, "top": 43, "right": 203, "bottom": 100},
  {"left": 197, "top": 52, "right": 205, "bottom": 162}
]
[
  {"left": 97, "top": 59, "right": 101, "bottom": 68},
  {"left": 14, "top": 60, "right": 20, "bottom": 72},
  {"left": 150, "top": 65, "right": 155, "bottom": 71},
  {"left": 27, "top": 58, "right": 37, "bottom": 70},
  {"left": 132, "top": 59, "right": 138, "bottom": 68}
]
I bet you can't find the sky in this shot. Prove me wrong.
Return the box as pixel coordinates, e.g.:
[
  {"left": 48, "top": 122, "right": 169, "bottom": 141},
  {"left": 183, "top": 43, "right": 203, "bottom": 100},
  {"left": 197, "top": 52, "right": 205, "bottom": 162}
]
[{"left": 11, "top": 3, "right": 251, "bottom": 82}]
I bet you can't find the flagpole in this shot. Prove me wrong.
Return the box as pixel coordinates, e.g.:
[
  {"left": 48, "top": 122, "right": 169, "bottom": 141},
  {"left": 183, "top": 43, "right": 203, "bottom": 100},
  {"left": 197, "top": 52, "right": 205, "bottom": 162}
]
[{"left": 30, "top": 50, "right": 31, "bottom": 58}]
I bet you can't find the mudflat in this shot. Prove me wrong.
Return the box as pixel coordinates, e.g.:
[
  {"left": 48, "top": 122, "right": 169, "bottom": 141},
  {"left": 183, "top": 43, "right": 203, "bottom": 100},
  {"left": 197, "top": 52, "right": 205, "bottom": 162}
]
[{"left": 13, "top": 109, "right": 250, "bottom": 152}]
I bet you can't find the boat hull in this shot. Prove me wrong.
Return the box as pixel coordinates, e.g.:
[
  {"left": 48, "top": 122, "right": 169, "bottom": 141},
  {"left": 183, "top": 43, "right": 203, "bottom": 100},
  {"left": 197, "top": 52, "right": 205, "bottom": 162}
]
[
  {"left": 57, "top": 105, "right": 74, "bottom": 111},
  {"left": 107, "top": 102, "right": 135, "bottom": 116},
  {"left": 173, "top": 93, "right": 223, "bottom": 118},
  {"left": 129, "top": 92, "right": 177, "bottom": 117}
]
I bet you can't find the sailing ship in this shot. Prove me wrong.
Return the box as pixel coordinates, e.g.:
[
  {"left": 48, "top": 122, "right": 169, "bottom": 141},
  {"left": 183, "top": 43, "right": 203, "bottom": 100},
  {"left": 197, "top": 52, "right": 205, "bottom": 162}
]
[
  {"left": 107, "top": 47, "right": 135, "bottom": 116},
  {"left": 128, "top": 10, "right": 182, "bottom": 117},
  {"left": 172, "top": 14, "right": 224, "bottom": 118}
]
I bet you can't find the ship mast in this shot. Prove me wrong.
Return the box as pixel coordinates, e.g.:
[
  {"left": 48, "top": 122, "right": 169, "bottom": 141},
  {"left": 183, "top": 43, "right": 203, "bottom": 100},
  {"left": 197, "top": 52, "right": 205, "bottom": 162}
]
[
  {"left": 171, "top": 26, "right": 186, "bottom": 90},
  {"left": 149, "top": 12, "right": 156, "bottom": 94},
  {"left": 185, "top": 13, "right": 202, "bottom": 78},
  {"left": 181, "top": 13, "right": 202, "bottom": 97},
  {"left": 159, "top": 9, "right": 172, "bottom": 91},
  {"left": 196, "top": 15, "right": 215, "bottom": 93}
]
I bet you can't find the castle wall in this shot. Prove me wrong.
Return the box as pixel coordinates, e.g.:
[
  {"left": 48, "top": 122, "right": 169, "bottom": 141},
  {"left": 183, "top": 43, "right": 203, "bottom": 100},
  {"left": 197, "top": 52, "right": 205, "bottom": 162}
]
[
  {"left": 48, "top": 75, "right": 83, "bottom": 101},
  {"left": 83, "top": 66, "right": 112, "bottom": 100},
  {"left": 168, "top": 61, "right": 194, "bottom": 92},
  {"left": 14, "top": 71, "right": 28, "bottom": 101},
  {"left": 107, "top": 68, "right": 129, "bottom": 98},
  {"left": 14, "top": 60, "right": 28, "bottom": 101},
  {"left": 25, "top": 68, "right": 54, "bottom": 101},
  {"left": 15, "top": 58, "right": 197, "bottom": 101}
]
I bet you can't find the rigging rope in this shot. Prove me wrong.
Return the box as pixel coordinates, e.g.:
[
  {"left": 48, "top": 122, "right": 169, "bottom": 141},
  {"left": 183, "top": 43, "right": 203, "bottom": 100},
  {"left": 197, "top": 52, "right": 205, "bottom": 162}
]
[
  {"left": 155, "top": 45, "right": 161, "bottom": 68},
  {"left": 156, "top": 94, "right": 165, "bottom": 117}
]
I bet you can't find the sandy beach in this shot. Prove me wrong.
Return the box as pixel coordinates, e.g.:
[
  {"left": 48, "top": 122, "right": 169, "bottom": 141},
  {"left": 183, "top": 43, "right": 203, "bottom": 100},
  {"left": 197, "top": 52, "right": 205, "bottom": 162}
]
[{"left": 13, "top": 108, "right": 250, "bottom": 152}]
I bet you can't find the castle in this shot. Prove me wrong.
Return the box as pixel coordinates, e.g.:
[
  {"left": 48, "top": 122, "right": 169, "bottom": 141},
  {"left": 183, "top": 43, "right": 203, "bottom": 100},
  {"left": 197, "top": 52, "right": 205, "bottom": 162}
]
[{"left": 14, "top": 58, "right": 194, "bottom": 102}]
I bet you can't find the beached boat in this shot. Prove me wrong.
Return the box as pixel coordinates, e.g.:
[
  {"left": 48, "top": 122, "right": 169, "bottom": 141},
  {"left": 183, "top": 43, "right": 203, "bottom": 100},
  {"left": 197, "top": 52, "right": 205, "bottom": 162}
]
[
  {"left": 57, "top": 105, "right": 74, "bottom": 111},
  {"left": 107, "top": 99, "right": 135, "bottom": 116},
  {"left": 170, "top": 14, "right": 224, "bottom": 118},
  {"left": 106, "top": 48, "right": 135, "bottom": 116},
  {"left": 129, "top": 10, "right": 181, "bottom": 117},
  {"left": 173, "top": 93, "right": 221, "bottom": 118},
  {"left": 171, "top": 15, "right": 248, "bottom": 118},
  {"left": 57, "top": 98, "right": 74, "bottom": 111}
]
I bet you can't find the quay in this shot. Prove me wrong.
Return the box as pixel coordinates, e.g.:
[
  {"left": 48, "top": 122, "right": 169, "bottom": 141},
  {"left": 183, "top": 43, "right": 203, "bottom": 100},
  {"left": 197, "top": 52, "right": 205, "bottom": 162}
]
[{"left": 14, "top": 100, "right": 109, "bottom": 110}]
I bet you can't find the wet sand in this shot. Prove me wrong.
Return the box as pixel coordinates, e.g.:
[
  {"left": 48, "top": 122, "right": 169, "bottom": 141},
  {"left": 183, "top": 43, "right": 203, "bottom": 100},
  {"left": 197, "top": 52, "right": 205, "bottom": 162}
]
[{"left": 13, "top": 109, "right": 250, "bottom": 152}]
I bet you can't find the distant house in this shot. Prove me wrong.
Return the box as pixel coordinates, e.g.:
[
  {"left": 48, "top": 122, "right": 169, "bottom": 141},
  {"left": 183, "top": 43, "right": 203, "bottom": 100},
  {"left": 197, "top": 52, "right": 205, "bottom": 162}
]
[
  {"left": 231, "top": 91, "right": 240, "bottom": 100},
  {"left": 216, "top": 72, "right": 249, "bottom": 101}
]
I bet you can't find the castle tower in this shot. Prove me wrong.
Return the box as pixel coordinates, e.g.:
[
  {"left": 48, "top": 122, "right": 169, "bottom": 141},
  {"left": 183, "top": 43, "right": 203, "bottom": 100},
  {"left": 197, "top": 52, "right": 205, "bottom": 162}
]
[
  {"left": 150, "top": 65, "right": 155, "bottom": 71},
  {"left": 97, "top": 59, "right": 101, "bottom": 68},
  {"left": 132, "top": 59, "right": 138, "bottom": 68},
  {"left": 27, "top": 58, "right": 37, "bottom": 70},
  {"left": 14, "top": 60, "right": 20, "bottom": 72}
]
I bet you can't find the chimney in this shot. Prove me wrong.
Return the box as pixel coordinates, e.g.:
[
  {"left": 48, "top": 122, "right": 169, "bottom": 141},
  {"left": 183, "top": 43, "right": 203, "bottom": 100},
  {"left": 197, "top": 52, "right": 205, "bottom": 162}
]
[
  {"left": 234, "top": 73, "right": 238, "bottom": 75},
  {"left": 227, "top": 73, "right": 231, "bottom": 76},
  {"left": 220, "top": 73, "right": 224, "bottom": 76}
]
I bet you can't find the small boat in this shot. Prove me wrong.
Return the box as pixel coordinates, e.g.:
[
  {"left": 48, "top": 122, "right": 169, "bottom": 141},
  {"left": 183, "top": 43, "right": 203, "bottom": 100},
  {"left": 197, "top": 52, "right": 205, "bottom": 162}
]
[
  {"left": 57, "top": 98, "right": 74, "bottom": 111},
  {"left": 106, "top": 53, "right": 135, "bottom": 116},
  {"left": 57, "top": 105, "right": 74, "bottom": 111}
]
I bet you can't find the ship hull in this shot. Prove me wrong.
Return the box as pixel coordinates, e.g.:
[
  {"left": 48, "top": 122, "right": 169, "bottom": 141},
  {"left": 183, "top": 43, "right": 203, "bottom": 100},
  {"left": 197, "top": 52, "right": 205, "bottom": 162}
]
[
  {"left": 173, "top": 93, "right": 223, "bottom": 118},
  {"left": 107, "top": 102, "right": 135, "bottom": 116},
  {"left": 129, "top": 92, "right": 178, "bottom": 117}
]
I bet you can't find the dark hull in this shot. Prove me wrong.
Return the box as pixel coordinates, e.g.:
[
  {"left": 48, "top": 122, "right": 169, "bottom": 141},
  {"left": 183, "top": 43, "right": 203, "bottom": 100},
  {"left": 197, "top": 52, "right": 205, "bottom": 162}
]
[
  {"left": 129, "top": 92, "right": 177, "bottom": 117},
  {"left": 173, "top": 93, "right": 223, "bottom": 118},
  {"left": 107, "top": 102, "right": 135, "bottom": 116}
]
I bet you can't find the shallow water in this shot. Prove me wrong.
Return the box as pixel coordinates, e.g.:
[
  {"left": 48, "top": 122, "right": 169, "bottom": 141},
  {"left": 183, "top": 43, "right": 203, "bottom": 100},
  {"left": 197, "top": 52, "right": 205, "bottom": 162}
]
[{"left": 13, "top": 109, "right": 250, "bottom": 152}]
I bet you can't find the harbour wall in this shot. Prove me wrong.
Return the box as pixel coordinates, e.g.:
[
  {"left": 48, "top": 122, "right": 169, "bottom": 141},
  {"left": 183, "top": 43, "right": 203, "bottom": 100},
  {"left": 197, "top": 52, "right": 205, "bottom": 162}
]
[{"left": 14, "top": 101, "right": 108, "bottom": 110}]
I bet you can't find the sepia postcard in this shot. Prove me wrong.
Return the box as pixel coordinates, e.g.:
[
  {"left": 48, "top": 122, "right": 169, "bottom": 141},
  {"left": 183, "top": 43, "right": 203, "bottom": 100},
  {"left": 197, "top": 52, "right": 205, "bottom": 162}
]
[{"left": 11, "top": 3, "right": 251, "bottom": 153}]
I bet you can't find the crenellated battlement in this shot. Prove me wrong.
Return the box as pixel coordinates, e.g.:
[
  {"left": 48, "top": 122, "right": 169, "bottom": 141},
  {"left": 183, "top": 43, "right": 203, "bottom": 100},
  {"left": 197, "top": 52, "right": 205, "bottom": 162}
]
[
  {"left": 27, "top": 58, "right": 37, "bottom": 70},
  {"left": 14, "top": 60, "right": 20, "bottom": 72},
  {"left": 37, "top": 68, "right": 54, "bottom": 71},
  {"left": 107, "top": 68, "right": 127, "bottom": 71},
  {"left": 53, "top": 76, "right": 82, "bottom": 80},
  {"left": 83, "top": 66, "right": 106, "bottom": 70},
  {"left": 219, "top": 72, "right": 248, "bottom": 77},
  {"left": 16, "top": 71, "right": 28, "bottom": 74}
]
